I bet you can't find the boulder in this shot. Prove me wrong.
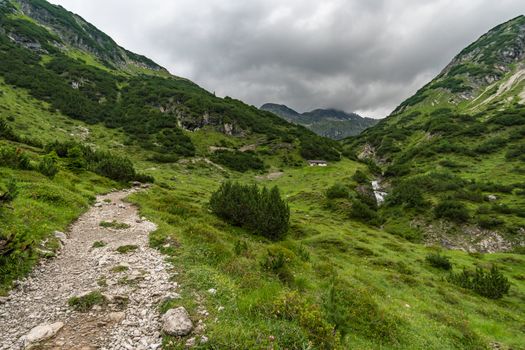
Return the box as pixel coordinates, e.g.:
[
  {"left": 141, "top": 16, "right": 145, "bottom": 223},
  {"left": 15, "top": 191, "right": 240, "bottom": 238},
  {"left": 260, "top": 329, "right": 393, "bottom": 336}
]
[
  {"left": 22, "top": 322, "right": 63, "bottom": 347},
  {"left": 161, "top": 307, "right": 193, "bottom": 336}
]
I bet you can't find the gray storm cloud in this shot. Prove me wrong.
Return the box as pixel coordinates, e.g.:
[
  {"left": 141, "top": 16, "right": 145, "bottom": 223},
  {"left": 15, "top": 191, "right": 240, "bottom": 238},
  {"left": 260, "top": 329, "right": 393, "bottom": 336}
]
[{"left": 49, "top": 0, "right": 525, "bottom": 118}]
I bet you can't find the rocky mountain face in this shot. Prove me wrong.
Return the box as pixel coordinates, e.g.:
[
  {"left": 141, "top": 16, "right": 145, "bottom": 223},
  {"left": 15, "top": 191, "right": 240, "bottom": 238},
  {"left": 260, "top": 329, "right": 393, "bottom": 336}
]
[
  {"left": 261, "top": 103, "right": 378, "bottom": 139},
  {"left": 7, "top": 0, "right": 166, "bottom": 72},
  {"left": 345, "top": 15, "right": 525, "bottom": 252}
]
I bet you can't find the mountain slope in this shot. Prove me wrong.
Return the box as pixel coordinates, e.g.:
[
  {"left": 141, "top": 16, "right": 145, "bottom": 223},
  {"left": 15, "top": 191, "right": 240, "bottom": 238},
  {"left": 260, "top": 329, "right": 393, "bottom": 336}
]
[
  {"left": 0, "top": 0, "right": 341, "bottom": 165},
  {"left": 261, "top": 103, "right": 378, "bottom": 139},
  {"left": 345, "top": 15, "right": 525, "bottom": 251}
]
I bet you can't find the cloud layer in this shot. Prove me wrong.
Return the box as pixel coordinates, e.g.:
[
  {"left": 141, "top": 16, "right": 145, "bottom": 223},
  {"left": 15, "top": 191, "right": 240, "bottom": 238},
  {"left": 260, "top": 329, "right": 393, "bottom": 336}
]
[{"left": 49, "top": 0, "right": 525, "bottom": 118}]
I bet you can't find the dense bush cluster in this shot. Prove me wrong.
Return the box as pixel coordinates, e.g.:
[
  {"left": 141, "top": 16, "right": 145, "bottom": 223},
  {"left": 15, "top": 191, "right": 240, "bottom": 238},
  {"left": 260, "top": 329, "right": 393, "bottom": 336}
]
[
  {"left": 210, "top": 182, "right": 290, "bottom": 240},
  {"left": 210, "top": 150, "right": 264, "bottom": 172},
  {"left": 45, "top": 141, "right": 152, "bottom": 183},
  {"left": 434, "top": 200, "right": 470, "bottom": 223},
  {"left": 326, "top": 183, "right": 350, "bottom": 199},
  {"left": 448, "top": 265, "right": 510, "bottom": 299},
  {"left": 425, "top": 253, "right": 452, "bottom": 270}
]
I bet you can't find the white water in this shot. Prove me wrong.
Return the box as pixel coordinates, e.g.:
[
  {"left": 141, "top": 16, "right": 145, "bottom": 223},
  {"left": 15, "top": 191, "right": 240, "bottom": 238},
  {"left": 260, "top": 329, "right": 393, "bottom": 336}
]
[{"left": 371, "top": 180, "right": 387, "bottom": 205}]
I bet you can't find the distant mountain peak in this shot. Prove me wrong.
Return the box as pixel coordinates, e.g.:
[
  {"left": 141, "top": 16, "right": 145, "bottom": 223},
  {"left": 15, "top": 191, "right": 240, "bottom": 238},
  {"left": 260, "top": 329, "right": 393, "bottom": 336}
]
[{"left": 260, "top": 103, "right": 378, "bottom": 139}]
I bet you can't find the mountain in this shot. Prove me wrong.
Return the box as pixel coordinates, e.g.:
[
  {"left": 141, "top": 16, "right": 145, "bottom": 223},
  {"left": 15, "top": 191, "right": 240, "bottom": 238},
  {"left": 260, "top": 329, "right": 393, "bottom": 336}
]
[
  {"left": 1, "top": 3, "right": 525, "bottom": 349},
  {"left": 345, "top": 15, "right": 525, "bottom": 251},
  {"left": 261, "top": 103, "right": 378, "bottom": 139},
  {"left": 0, "top": 0, "right": 341, "bottom": 164}
]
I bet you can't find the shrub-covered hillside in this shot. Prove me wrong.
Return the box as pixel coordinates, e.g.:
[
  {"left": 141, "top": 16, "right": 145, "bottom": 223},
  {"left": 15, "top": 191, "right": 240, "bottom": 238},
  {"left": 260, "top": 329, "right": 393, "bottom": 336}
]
[
  {"left": 344, "top": 15, "right": 525, "bottom": 252},
  {"left": 0, "top": 0, "right": 340, "bottom": 165}
]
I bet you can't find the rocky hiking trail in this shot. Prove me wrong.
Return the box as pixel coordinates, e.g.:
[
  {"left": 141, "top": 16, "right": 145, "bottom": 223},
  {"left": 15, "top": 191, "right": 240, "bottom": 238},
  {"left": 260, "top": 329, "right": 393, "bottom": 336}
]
[{"left": 0, "top": 189, "right": 192, "bottom": 349}]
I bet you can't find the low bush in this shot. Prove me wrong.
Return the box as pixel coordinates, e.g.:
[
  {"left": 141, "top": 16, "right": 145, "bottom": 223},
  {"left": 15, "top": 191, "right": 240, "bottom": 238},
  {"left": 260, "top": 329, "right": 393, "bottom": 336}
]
[
  {"left": 0, "top": 178, "right": 18, "bottom": 205},
  {"left": 350, "top": 198, "right": 381, "bottom": 225},
  {"left": 434, "top": 200, "right": 470, "bottom": 223},
  {"left": 448, "top": 265, "right": 510, "bottom": 299},
  {"left": 326, "top": 183, "right": 350, "bottom": 199},
  {"left": 45, "top": 140, "right": 151, "bottom": 182},
  {"left": 0, "top": 146, "right": 31, "bottom": 170},
  {"left": 352, "top": 170, "right": 369, "bottom": 184},
  {"left": 387, "top": 181, "right": 426, "bottom": 209},
  {"left": 38, "top": 152, "right": 59, "bottom": 179},
  {"left": 476, "top": 216, "right": 504, "bottom": 229},
  {"left": 211, "top": 150, "right": 264, "bottom": 172},
  {"left": 210, "top": 181, "right": 290, "bottom": 240},
  {"left": 325, "top": 278, "right": 401, "bottom": 343},
  {"left": 272, "top": 291, "right": 340, "bottom": 349},
  {"left": 426, "top": 253, "right": 453, "bottom": 270}
]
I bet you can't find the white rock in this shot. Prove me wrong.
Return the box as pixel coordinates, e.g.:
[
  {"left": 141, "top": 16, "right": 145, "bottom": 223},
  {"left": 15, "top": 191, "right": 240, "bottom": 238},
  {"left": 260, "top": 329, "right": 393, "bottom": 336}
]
[
  {"left": 185, "top": 337, "right": 196, "bottom": 347},
  {"left": 22, "top": 322, "right": 64, "bottom": 346},
  {"left": 200, "top": 336, "right": 209, "bottom": 344},
  {"left": 94, "top": 203, "right": 103, "bottom": 208},
  {"left": 109, "top": 312, "right": 126, "bottom": 323},
  {"left": 54, "top": 231, "right": 67, "bottom": 242},
  {"left": 161, "top": 307, "right": 193, "bottom": 336},
  {"left": 488, "top": 194, "right": 498, "bottom": 202},
  {"left": 207, "top": 288, "right": 217, "bottom": 295}
]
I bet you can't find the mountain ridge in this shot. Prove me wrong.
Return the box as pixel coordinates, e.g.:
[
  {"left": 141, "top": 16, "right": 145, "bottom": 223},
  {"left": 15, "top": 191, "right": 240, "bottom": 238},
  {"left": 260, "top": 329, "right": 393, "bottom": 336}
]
[{"left": 261, "top": 102, "right": 378, "bottom": 139}]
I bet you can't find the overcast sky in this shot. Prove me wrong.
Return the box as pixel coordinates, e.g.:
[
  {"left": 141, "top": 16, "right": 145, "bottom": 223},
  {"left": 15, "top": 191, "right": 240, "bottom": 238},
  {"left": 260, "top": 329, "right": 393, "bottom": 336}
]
[{"left": 48, "top": 0, "right": 525, "bottom": 118}]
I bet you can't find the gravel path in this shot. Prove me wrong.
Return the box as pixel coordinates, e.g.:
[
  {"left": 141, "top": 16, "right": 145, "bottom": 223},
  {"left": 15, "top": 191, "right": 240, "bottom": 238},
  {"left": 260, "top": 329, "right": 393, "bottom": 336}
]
[{"left": 0, "top": 189, "right": 177, "bottom": 349}]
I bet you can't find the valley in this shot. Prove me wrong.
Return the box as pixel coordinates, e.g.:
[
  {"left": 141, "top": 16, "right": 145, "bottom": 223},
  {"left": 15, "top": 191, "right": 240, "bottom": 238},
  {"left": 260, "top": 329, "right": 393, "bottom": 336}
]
[{"left": 0, "top": 1, "right": 524, "bottom": 349}]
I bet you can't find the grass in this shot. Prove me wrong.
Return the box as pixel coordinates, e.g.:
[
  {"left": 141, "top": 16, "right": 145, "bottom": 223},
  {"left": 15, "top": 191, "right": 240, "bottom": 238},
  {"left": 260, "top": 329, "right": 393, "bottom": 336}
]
[
  {"left": 0, "top": 152, "right": 117, "bottom": 295},
  {"left": 100, "top": 221, "right": 131, "bottom": 230},
  {"left": 128, "top": 159, "right": 525, "bottom": 349},
  {"left": 111, "top": 265, "right": 129, "bottom": 273},
  {"left": 115, "top": 245, "right": 138, "bottom": 254},
  {"left": 68, "top": 291, "right": 107, "bottom": 312},
  {"left": 92, "top": 241, "right": 106, "bottom": 248}
]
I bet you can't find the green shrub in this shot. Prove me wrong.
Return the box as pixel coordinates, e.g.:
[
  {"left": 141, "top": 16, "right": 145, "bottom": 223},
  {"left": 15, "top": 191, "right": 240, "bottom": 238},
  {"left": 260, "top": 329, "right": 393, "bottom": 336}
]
[
  {"left": 435, "top": 200, "right": 470, "bottom": 223},
  {"left": 326, "top": 183, "right": 350, "bottom": 199},
  {"left": 0, "top": 146, "right": 31, "bottom": 170},
  {"left": 68, "top": 291, "right": 107, "bottom": 312},
  {"left": 210, "top": 182, "right": 290, "bottom": 240},
  {"left": 350, "top": 198, "right": 381, "bottom": 225},
  {"left": 94, "top": 153, "right": 135, "bottom": 182},
  {"left": 38, "top": 152, "right": 59, "bottom": 179},
  {"left": 325, "top": 278, "right": 401, "bottom": 343},
  {"left": 426, "top": 253, "right": 453, "bottom": 270},
  {"left": 448, "top": 266, "right": 510, "bottom": 299},
  {"left": 476, "top": 216, "right": 504, "bottom": 229},
  {"left": 387, "top": 181, "right": 426, "bottom": 209},
  {"left": 211, "top": 150, "right": 264, "bottom": 172},
  {"left": 0, "top": 178, "right": 18, "bottom": 205},
  {"left": 352, "top": 170, "right": 369, "bottom": 184},
  {"left": 66, "top": 146, "right": 87, "bottom": 172},
  {"left": 233, "top": 240, "right": 249, "bottom": 256},
  {"left": 261, "top": 249, "right": 292, "bottom": 283},
  {"left": 272, "top": 291, "right": 340, "bottom": 349}
]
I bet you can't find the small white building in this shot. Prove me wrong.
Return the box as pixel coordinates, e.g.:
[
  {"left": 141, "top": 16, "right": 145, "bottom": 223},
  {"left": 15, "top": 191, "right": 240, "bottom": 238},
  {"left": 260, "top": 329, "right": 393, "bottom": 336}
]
[{"left": 307, "top": 160, "right": 328, "bottom": 167}]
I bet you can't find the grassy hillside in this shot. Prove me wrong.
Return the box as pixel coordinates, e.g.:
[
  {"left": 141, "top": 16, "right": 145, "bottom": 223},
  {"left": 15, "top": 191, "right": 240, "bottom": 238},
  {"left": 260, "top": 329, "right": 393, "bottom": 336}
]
[
  {"left": 128, "top": 159, "right": 525, "bottom": 349},
  {"left": 344, "top": 16, "right": 525, "bottom": 252}
]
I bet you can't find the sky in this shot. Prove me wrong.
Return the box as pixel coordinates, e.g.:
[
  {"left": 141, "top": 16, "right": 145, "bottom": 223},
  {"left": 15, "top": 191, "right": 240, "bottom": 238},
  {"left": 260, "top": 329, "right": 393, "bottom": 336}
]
[{"left": 49, "top": 0, "right": 525, "bottom": 118}]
